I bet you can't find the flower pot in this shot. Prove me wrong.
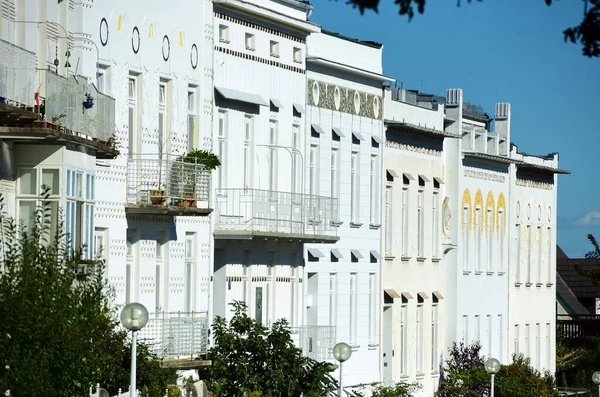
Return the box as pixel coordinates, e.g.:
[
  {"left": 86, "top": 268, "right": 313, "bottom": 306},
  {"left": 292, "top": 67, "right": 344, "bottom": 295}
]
[
  {"left": 179, "top": 192, "right": 196, "bottom": 207},
  {"left": 150, "top": 189, "right": 166, "bottom": 206},
  {"left": 82, "top": 100, "right": 94, "bottom": 109}
]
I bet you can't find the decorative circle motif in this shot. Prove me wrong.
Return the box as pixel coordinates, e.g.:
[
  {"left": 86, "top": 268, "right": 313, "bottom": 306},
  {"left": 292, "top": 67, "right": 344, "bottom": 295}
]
[
  {"left": 162, "top": 35, "right": 170, "bottom": 61},
  {"left": 373, "top": 96, "right": 380, "bottom": 118},
  {"left": 99, "top": 18, "right": 109, "bottom": 47},
  {"left": 353, "top": 91, "right": 360, "bottom": 115},
  {"left": 538, "top": 205, "right": 542, "bottom": 221},
  {"left": 516, "top": 201, "right": 521, "bottom": 218},
  {"left": 312, "top": 82, "right": 320, "bottom": 106},
  {"left": 334, "top": 86, "right": 341, "bottom": 110},
  {"left": 527, "top": 203, "right": 531, "bottom": 220},
  {"left": 190, "top": 44, "right": 198, "bottom": 69},
  {"left": 132, "top": 27, "right": 140, "bottom": 54}
]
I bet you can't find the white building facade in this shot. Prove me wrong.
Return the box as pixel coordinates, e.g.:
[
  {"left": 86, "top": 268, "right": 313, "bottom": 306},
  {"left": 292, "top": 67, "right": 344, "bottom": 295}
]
[
  {"left": 381, "top": 88, "right": 449, "bottom": 395},
  {"left": 303, "top": 31, "right": 393, "bottom": 388}
]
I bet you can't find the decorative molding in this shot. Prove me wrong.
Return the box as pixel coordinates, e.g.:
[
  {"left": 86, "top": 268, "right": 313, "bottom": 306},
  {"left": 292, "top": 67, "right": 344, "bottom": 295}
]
[
  {"left": 384, "top": 140, "right": 441, "bottom": 156},
  {"left": 464, "top": 168, "right": 506, "bottom": 183},
  {"left": 215, "top": 45, "right": 305, "bottom": 74},
  {"left": 308, "top": 79, "right": 383, "bottom": 120},
  {"left": 516, "top": 178, "right": 553, "bottom": 190}
]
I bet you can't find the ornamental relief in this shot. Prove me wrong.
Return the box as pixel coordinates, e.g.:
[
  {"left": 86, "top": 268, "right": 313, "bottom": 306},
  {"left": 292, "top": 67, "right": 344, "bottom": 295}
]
[
  {"left": 464, "top": 168, "right": 506, "bottom": 183},
  {"left": 516, "top": 178, "right": 553, "bottom": 190},
  {"left": 384, "top": 140, "right": 441, "bottom": 157},
  {"left": 307, "top": 79, "right": 383, "bottom": 120}
]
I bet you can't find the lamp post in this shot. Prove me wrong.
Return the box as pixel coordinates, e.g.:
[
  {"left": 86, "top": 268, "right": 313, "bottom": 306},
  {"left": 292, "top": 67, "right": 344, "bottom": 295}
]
[
  {"left": 120, "top": 302, "right": 149, "bottom": 397},
  {"left": 484, "top": 357, "right": 501, "bottom": 397},
  {"left": 592, "top": 371, "right": 600, "bottom": 397},
  {"left": 333, "top": 342, "right": 352, "bottom": 397}
]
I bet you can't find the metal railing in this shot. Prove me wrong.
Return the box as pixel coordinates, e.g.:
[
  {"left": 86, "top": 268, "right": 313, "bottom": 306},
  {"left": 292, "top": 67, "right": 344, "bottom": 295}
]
[
  {"left": 126, "top": 158, "right": 211, "bottom": 207},
  {"left": 290, "top": 325, "right": 336, "bottom": 362},
  {"left": 214, "top": 188, "right": 339, "bottom": 237},
  {"left": 137, "top": 311, "right": 209, "bottom": 359},
  {"left": 0, "top": 39, "right": 36, "bottom": 107},
  {"left": 557, "top": 315, "right": 600, "bottom": 341},
  {"left": 557, "top": 388, "right": 590, "bottom": 396},
  {"left": 42, "top": 69, "right": 115, "bottom": 141}
]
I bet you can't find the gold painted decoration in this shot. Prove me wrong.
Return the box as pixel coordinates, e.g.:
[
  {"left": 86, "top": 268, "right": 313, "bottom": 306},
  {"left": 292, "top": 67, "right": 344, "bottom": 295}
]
[
  {"left": 496, "top": 193, "right": 506, "bottom": 234},
  {"left": 117, "top": 15, "right": 123, "bottom": 30},
  {"left": 485, "top": 191, "right": 495, "bottom": 233},
  {"left": 149, "top": 23, "right": 154, "bottom": 38},
  {"left": 461, "top": 188, "right": 472, "bottom": 235},
  {"left": 179, "top": 31, "right": 183, "bottom": 46}
]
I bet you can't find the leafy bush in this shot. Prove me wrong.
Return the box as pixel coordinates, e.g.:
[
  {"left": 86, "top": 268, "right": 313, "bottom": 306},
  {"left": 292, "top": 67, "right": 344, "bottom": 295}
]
[
  {"left": 348, "top": 381, "right": 422, "bottom": 397},
  {"left": 180, "top": 150, "right": 221, "bottom": 170}
]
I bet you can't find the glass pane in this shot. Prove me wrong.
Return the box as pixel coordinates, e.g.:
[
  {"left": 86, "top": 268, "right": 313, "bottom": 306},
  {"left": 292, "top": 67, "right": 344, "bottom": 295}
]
[
  {"left": 188, "top": 91, "right": 194, "bottom": 111},
  {"left": 19, "top": 200, "right": 36, "bottom": 231},
  {"left": 75, "top": 173, "right": 83, "bottom": 198},
  {"left": 188, "top": 115, "right": 195, "bottom": 151},
  {"left": 40, "top": 169, "right": 59, "bottom": 195},
  {"left": 129, "top": 79, "right": 135, "bottom": 98},
  {"left": 42, "top": 201, "right": 59, "bottom": 237},
  {"left": 19, "top": 168, "right": 37, "bottom": 195},
  {"left": 159, "top": 85, "right": 165, "bottom": 105}
]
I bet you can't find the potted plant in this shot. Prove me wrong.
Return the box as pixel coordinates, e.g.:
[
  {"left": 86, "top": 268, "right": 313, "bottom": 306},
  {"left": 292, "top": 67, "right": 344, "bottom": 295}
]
[
  {"left": 83, "top": 93, "right": 94, "bottom": 109},
  {"left": 150, "top": 183, "right": 167, "bottom": 206},
  {"left": 172, "top": 150, "right": 220, "bottom": 207}
]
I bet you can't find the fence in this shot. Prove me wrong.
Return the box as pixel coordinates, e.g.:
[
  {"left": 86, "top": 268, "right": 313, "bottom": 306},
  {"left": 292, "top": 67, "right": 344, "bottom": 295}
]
[{"left": 0, "top": 39, "right": 36, "bottom": 107}]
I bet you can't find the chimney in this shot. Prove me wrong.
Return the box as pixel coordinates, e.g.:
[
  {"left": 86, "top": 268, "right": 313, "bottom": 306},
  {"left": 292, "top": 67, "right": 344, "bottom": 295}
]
[
  {"left": 495, "top": 103, "right": 511, "bottom": 156},
  {"left": 445, "top": 88, "right": 463, "bottom": 136}
]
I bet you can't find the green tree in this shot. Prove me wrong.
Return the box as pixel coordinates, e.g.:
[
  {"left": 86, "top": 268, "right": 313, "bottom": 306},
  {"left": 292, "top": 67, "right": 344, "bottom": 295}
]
[
  {"left": 340, "top": 0, "right": 600, "bottom": 57},
  {"left": 201, "top": 301, "right": 337, "bottom": 396},
  {"left": 0, "top": 192, "right": 173, "bottom": 396},
  {"left": 348, "top": 380, "right": 422, "bottom": 396}
]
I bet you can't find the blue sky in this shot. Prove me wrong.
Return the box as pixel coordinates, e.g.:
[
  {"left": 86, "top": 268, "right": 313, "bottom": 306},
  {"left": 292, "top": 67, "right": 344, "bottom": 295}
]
[{"left": 310, "top": 0, "right": 599, "bottom": 258}]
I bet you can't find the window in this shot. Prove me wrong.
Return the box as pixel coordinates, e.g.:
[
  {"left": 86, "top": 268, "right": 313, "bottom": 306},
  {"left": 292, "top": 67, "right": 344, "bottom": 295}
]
[
  {"left": 537, "top": 227, "right": 542, "bottom": 284},
  {"left": 97, "top": 64, "right": 111, "bottom": 95},
  {"left": 155, "top": 231, "right": 166, "bottom": 312},
  {"left": 292, "top": 125, "right": 300, "bottom": 193},
  {"left": 463, "top": 315, "right": 469, "bottom": 343},
  {"left": 185, "top": 232, "right": 196, "bottom": 312},
  {"left": 218, "top": 24, "right": 229, "bottom": 43},
  {"left": 514, "top": 324, "right": 520, "bottom": 355},
  {"left": 243, "top": 250, "right": 251, "bottom": 305},
  {"left": 18, "top": 168, "right": 60, "bottom": 239},
  {"left": 526, "top": 225, "right": 532, "bottom": 284},
  {"left": 487, "top": 209, "right": 493, "bottom": 272},
  {"left": 309, "top": 144, "right": 319, "bottom": 196},
  {"left": 331, "top": 148, "right": 339, "bottom": 199},
  {"left": 463, "top": 206, "right": 470, "bottom": 271},
  {"left": 65, "top": 170, "right": 94, "bottom": 258},
  {"left": 499, "top": 210, "right": 505, "bottom": 273},
  {"left": 158, "top": 81, "right": 168, "bottom": 160},
  {"left": 545, "top": 323, "right": 551, "bottom": 370},
  {"left": 187, "top": 87, "right": 197, "bottom": 152},
  {"left": 402, "top": 186, "right": 409, "bottom": 256},
  {"left": 475, "top": 207, "right": 481, "bottom": 272},
  {"left": 474, "top": 315, "right": 480, "bottom": 343},
  {"left": 487, "top": 315, "right": 492, "bottom": 357},
  {"left": 270, "top": 40, "right": 279, "bottom": 57},
  {"left": 94, "top": 227, "right": 108, "bottom": 262},
  {"left": 431, "top": 298, "right": 439, "bottom": 371},
  {"left": 525, "top": 324, "right": 530, "bottom": 357},
  {"left": 329, "top": 273, "right": 337, "bottom": 328},
  {"left": 370, "top": 154, "right": 380, "bottom": 226},
  {"left": 349, "top": 273, "right": 357, "bottom": 345},
  {"left": 400, "top": 303, "right": 408, "bottom": 374},
  {"left": 516, "top": 224, "right": 521, "bottom": 283},
  {"left": 293, "top": 47, "right": 302, "bottom": 63},
  {"left": 351, "top": 150, "right": 360, "bottom": 223},
  {"left": 546, "top": 228, "right": 552, "bottom": 284},
  {"left": 536, "top": 323, "right": 541, "bottom": 369},
  {"left": 416, "top": 297, "right": 424, "bottom": 374},
  {"left": 125, "top": 229, "right": 136, "bottom": 304},
  {"left": 417, "top": 190, "right": 424, "bottom": 257},
  {"left": 432, "top": 191, "right": 440, "bottom": 258},
  {"left": 498, "top": 314, "right": 503, "bottom": 361},
  {"left": 245, "top": 33, "right": 255, "bottom": 50},
  {"left": 242, "top": 115, "right": 253, "bottom": 189},
  {"left": 269, "top": 120, "right": 278, "bottom": 194},
  {"left": 217, "top": 110, "right": 227, "bottom": 190},
  {"left": 384, "top": 185, "right": 393, "bottom": 256},
  {"left": 128, "top": 75, "right": 139, "bottom": 159},
  {"left": 369, "top": 273, "right": 376, "bottom": 343}
]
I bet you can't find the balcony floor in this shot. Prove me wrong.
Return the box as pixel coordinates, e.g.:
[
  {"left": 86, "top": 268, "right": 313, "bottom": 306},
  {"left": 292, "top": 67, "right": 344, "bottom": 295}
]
[
  {"left": 213, "top": 229, "right": 339, "bottom": 243},
  {"left": 125, "top": 204, "right": 212, "bottom": 217}
]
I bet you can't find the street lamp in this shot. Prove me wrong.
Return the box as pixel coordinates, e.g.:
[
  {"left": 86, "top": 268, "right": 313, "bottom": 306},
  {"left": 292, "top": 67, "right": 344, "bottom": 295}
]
[
  {"left": 120, "top": 302, "right": 149, "bottom": 397},
  {"left": 333, "top": 342, "right": 352, "bottom": 397},
  {"left": 484, "top": 357, "right": 501, "bottom": 397},
  {"left": 592, "top": 371, "right": 600, "bottom": 397}
]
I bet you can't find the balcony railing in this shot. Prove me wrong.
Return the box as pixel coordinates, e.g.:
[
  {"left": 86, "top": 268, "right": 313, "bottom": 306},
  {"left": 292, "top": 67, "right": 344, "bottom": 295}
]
[
  {"left": 137, "top": 311, "right": 209, "bottom": 359},
  {"left": 290, "top": 325, "right": 336, "bottom": 362},
  {"left": 557, "top": 314, "right": 600, "bottom": 341},
  {"left": 42, "top": 70, "right": 115, "bottom": 142},
  {"left": 0, "top": 39, "right": 36, "bottom": 107},
  {"left": 126, "top": 157, "right": 211, "bottom": 213},
  {"left": 214, "top": 188, "right": 339, "bottom": 241}
]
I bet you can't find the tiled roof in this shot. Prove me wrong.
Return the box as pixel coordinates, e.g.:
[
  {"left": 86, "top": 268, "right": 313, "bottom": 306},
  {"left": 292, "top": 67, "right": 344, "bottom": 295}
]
[
  {"left": 556, "top": 273, "right": 590, "bottom": 315},
  {"left": 517, "top": 163, "right": 571, "bottom": 175},
  {"left": 384, "top": 120, "right": 460, "bottom": 138},
  {"left": 463, "top": 151, "right": 522, "bottom": 165},
  {"left": 556, "top": 257, "right": 600, "bottom": 299}
]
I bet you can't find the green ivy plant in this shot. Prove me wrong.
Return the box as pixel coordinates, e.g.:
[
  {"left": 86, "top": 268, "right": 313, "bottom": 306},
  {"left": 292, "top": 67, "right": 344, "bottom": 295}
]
[{"left": 179, "top": 150, "right": 221, "bottom": 170}]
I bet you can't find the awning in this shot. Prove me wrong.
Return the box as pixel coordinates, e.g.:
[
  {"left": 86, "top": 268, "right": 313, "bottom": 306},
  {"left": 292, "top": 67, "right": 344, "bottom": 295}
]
[
  {"left": 401, "top": 292, "right": 414, "bottom": 300},
  {"left": 293, "top": 103, "right": 305, "bottom": 114},
  {"left": 384, "top": 289, "right": 401, "bottom": 299},
  {"left": 350, "top": 249, "right": 363, "bottom": 259},
  {"left": 403, "top": 172, "right": 415, "bottom": 180},
  {"left": 432, "top": 291, "right": 444, "bottom": 300},
  {"left": 331, "top": 249, "right": 343, "bottom": 259},
  {"left": 372, "top": 135, "right": 383, "bottom": 144},
  {"left": 215, "top": 86, "right": 268, "bottom": 106},
  {"left": 332, "top": 127, "right": 345, "bottom": 138},
  {"left": 307, "top": 248, "right": 325, "bottom": 258},
  {"left": 387, "top": 169, "right": 399, "bottom": 178},
  {"left": 433, "top": 177, "right": 445, "bottom": 185},
  {"left": 311, "top": 124, "right": 326, "bottom": 135},
  {"left": 370, "top": 250, "right": 382, "bottom": 260},
  {"left": 419, "top": 175, "right": 431, "bottom": 183},
  {"left": 352, "top": 131, "right": 365, "bottom": 141},
  {"left": 270, "top": 98, "right": 283, "bottom": 109},
  {"left": 417, "top": 292, "right": 430, "bottom": 300}
]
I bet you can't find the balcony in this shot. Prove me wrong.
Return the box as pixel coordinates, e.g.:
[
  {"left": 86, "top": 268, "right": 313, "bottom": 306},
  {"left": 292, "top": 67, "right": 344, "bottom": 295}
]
[
  {"left": 214, "top": 188, "right": 339, "bottom": 243},
  {"left": 557, "top": 314, "right": 600, "bottom": 343},
  {"left": 291, "top": 325, "right": 336, "bottom": 362},
  {"left": 0, "top": 39, "right": 116, "bottom": 158},
  {"left": 137, "top": 311, "right": 209, "bottom": 360},
  {"left": 125, "top": 157, "right": 212, "bottom": 216}
]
